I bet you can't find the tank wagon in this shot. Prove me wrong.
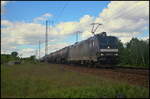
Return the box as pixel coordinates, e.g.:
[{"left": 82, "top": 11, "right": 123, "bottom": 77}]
[{"left": 43, "top": 32, "right": 119, "bottom": 65}]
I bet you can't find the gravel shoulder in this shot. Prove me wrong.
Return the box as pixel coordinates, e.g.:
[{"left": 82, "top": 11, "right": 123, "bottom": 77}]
[{"left": 58, "top": 64, "right": 149, "bottom": 88}]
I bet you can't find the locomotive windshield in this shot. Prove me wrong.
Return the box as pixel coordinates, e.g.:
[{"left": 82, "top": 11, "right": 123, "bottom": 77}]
[{"left": 97, "top": 35, "right": 118, "bottom": 49}]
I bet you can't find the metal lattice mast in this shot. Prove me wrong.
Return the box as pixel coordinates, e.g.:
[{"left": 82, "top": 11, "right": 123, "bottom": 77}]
[
  {"left": 76, "top": 32, "right": 78, "bottom": 42},
  {"left": 39, "top": 40, "right": 41, "bottom": 59},
  {"left": 76, "top": 31, "right": 82, "bottom": 42},
  {"left": 35, "top": 49, "right": 38, "bottom": 59},
  {"left": 45, "top": 20, "right": 48, "bottom": 56}
]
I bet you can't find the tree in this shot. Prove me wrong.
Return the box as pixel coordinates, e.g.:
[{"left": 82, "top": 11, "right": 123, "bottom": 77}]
[
  {"left": 29, "top": 55, "right": 38, "bottom": 63},
  {"left": 118, "top": 37, "right": 149, "bottom": 67},
  {"left": 11, "top": 51, "right": 18, "bottom": 57},
  {"left": 30, "top": 55, "right": 36, "bottom": 60}
]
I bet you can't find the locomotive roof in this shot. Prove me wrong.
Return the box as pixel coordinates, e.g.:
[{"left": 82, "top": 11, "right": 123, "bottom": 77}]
[
  {"left": 60, "top": 32, "right": 114, "bottom": 48},
  {"left": 71, "top": 32, "right": 107, "bottom": 45}
]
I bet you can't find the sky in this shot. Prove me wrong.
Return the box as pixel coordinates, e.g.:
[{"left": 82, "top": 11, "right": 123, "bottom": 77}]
[{"left": 1, "top": 1, "right": 149, "bottom": 58}]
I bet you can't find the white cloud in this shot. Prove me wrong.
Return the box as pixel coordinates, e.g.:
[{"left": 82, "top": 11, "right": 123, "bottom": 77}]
[
  {"left": 52, "top": 21, "right": 79, "bottom": 35},
  {"left": 1, "top": 1, "right": 149, "bottom": 57},
  {"left": 33, "top": 13, "right": 53, "bottom": 22},
  {"left": 81, "top": 31, "right": 93, "bottom": 40},
  {"left": 43, "top": 13, "right": 53, "bottom": 17},
  {"left": 93, "top": 1, "right": 149, "bottom": 43},
  {"left": 1, "top": 14, "right": 93, "bottom": 53},
  {"left": 49, "top": 15, "right": 94, "bottom": 36},
  {"left": 17, "top": 48, "right": 35, "bottom": 58},
  {"left": 49, "top": 42, "right": 70, "bottom": 52},
  {"left": 80, "top": 15, "right": 94, "bottom": 24},
  {"left": 1, "top": 13, "right": 72, "bottom": 57},
  {"left": 76, "top": 1, "right": 149, "bottom": 43},
  {"left": 1, "top": 20, "right": 13, "bottom": 27},
  {"left": 138, "top": 36, "right": 149, "bottom": 41},
  {"left": 34, "top": 42, "right": 71, "bottom": 58}
]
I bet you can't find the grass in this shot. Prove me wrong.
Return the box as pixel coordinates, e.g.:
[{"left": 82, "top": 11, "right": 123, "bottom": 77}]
[
  {"left": 1, "top": 63, "right": 149, "bottom": 98},
  {"left": 116, "top": 63, "right": 149, "bottom": 68}
]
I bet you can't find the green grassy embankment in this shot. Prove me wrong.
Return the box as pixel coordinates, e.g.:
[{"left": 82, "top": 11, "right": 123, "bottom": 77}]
[{"left": 1, "top": 63, "right": 149, "bottom": 98}]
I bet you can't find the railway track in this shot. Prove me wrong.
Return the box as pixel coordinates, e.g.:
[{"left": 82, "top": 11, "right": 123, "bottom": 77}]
[
  {"left": 63, "top": 63, "right": 149, "bottom": 76},
  {"left": 115, "top": 66, "right": 149, "bottom": 70},
  {"left": 69, "top": 63, "right": 149, "bottom": 70},
  {"left": 59, "top": 63, "right": 149, "bottom": 87}
]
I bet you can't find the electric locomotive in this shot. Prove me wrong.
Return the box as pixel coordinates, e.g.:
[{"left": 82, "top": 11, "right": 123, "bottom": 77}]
[{"left": 43, "top": 32, "right": 119, "bottom": 65}]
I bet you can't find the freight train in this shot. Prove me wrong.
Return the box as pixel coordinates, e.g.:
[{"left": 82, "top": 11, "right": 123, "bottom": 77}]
[{"left": 41, "top": 32, "right": 119, "bottom": 65}]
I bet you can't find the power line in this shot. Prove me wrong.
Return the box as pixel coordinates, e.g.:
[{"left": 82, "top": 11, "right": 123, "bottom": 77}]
[
  {"left": 44, "top": 12, "right": 66, "bottom": 57},
  {"left": 54, "top": 2, "right": 69, "bottom": 24}
]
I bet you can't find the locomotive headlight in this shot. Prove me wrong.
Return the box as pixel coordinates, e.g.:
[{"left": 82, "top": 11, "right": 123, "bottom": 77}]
[
  {"left": 114, "top": 53, "right": 118, "bottom": 56},
  {"left": 101, "top": 53, "right": 104, "bottom": 56}
]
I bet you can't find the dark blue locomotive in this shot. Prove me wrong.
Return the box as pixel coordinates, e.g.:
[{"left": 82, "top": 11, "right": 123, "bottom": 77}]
[{"left": 42, "top": 32, "right": 119, "bottom": 65}]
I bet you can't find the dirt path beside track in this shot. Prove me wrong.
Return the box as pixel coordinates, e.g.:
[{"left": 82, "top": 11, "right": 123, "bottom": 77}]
[{"left": 58, "top": 64, "right": 149, "bottom": 88}]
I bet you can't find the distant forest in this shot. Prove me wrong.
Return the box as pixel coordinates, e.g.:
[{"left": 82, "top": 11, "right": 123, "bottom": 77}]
[
  {"left": 1, "top": 37, "right": 149, "bottom": 67},
  {"left": 117, "top": 38, "right": 149, "bottom": 67}
]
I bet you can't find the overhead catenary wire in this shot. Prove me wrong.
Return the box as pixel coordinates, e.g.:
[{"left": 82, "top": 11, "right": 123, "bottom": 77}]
[
  {"left": 54, "top": 2, "right": 69, "bottom": 25},
  {"left": 38, "top": 2, "right": 69, "bottom": 57},
  {"left": 39, "top": 2, "right": 69, "bottom": 56},
  {"left": 34, "top": 3, "right": 141, "bottom": 57}
]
